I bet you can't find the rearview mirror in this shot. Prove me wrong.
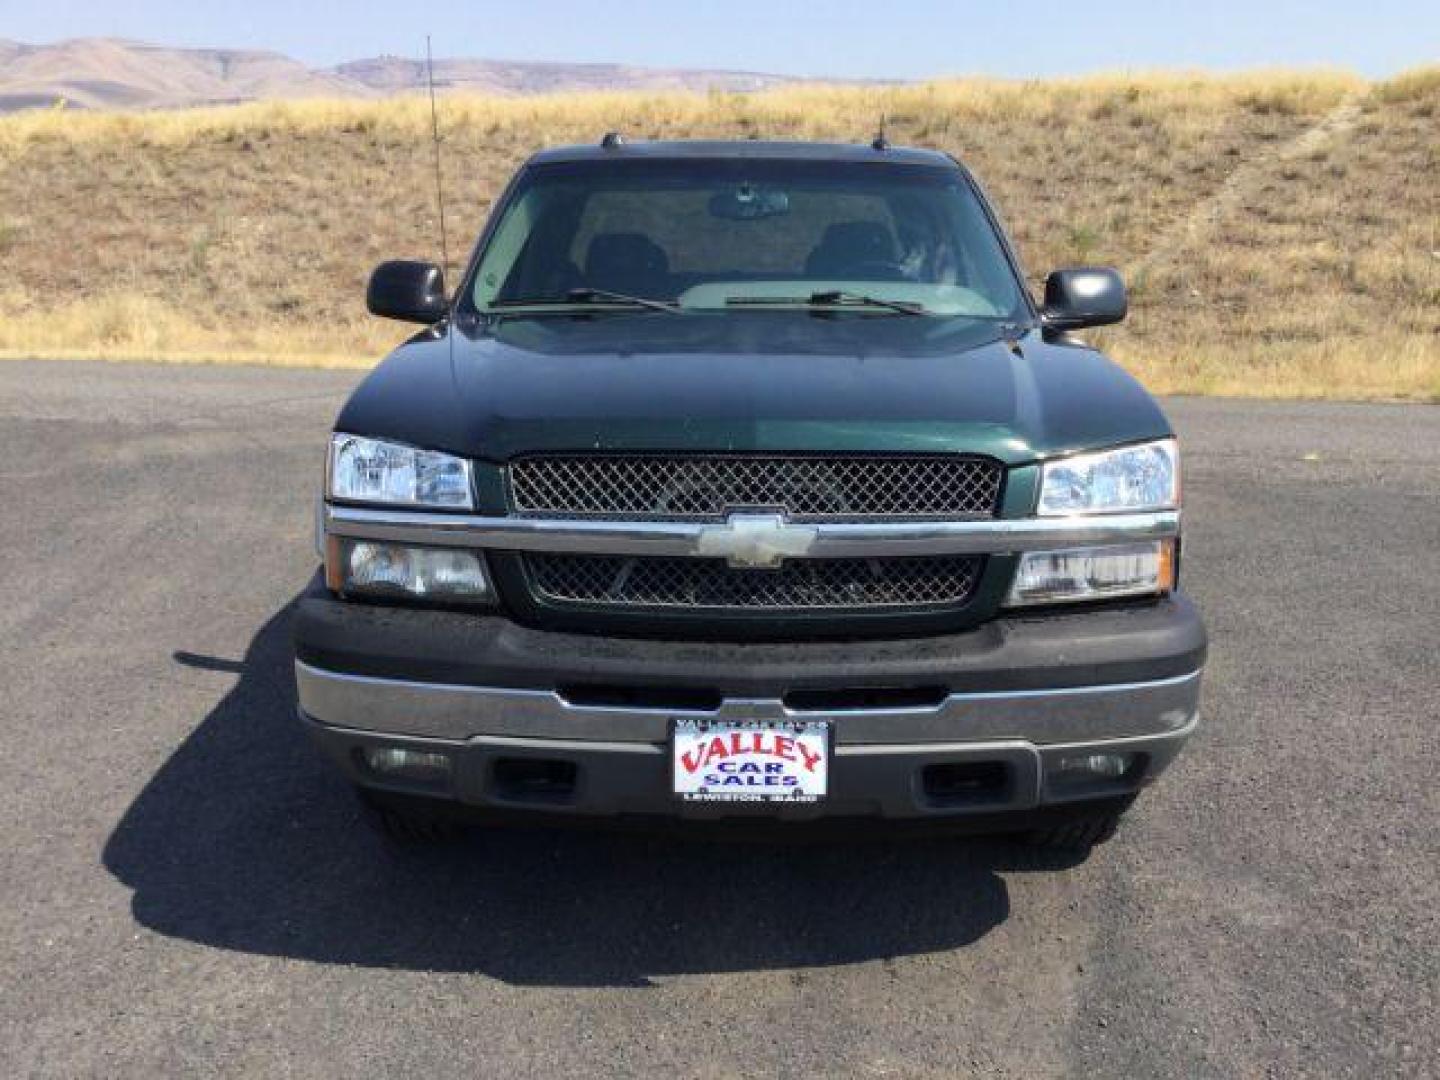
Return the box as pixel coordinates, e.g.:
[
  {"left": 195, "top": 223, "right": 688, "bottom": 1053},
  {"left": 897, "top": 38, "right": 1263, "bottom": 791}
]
[
  {"left": 1041, "top": 267, "right": 1127, "bottom": 330},
  {"left": 708, "top": 184, "right": 790, "bottom": 221},
  {"left": 367, "top": 260, "right": 448, "bottom": 323}
]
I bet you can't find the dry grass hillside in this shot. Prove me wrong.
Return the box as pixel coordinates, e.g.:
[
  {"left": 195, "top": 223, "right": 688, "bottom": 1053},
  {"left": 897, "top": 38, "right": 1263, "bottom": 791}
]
[{"left": 0, "top": 70, "right": 1435, "bottom": 399}]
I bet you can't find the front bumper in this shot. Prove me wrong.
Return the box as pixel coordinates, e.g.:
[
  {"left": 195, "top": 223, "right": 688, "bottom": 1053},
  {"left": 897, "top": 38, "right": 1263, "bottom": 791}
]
[{"left": 294, "top": 584, "right": 1205, "bottom": 822}]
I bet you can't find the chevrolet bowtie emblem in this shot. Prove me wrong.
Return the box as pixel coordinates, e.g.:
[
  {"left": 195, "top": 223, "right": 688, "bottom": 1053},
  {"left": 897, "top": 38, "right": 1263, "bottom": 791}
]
[{"left": 695, "top": 512, "right": 819, "bottom": 569}]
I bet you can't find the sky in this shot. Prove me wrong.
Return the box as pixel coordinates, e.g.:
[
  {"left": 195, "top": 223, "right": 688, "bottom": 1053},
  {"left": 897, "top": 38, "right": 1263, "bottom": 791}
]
[{"left": 4, "top": 0, "right": 1438, "bottom": 79}]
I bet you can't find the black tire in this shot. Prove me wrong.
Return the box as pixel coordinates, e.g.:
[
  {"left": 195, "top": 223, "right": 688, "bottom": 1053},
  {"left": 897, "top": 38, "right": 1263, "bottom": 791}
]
[
  {"left": 357, "top": 789, "right": 464, "bottom": 845},
  {"left": 1022, "top": 808, "right": 1124, "bottom": 851}
]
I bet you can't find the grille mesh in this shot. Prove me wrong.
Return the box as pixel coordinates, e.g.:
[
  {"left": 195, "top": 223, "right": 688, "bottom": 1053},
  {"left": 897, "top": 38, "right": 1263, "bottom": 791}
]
[
  {"left": 509, "top": 455, "right": 1002, "bottom": 521},
  {"left": 525, "top": 554, "right": 983, "bottom": 611}
]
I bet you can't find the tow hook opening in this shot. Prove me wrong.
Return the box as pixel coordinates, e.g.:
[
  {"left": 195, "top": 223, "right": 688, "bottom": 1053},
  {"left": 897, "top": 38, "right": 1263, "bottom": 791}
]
[
  {"left": 492, "top": 757, "right": 579, "bottom": 804},
  {"left": 921, "top": 761, "right": 1012, "bottom": 807}
]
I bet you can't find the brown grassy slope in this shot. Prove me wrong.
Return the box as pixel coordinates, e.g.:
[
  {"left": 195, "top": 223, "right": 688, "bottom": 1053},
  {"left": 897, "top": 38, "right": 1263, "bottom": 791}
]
[
  {"left": 0, "top": 72, "right": 1435, "bottom": 398},
  {"left": 1106, "top": 67, "right": 1440, "bottom": 399}
]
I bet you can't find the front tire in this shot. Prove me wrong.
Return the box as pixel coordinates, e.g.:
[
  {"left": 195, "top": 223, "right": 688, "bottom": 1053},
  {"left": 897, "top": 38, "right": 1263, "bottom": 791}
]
[
  {"left": 1022, "top": 807, "right": 1125, "bottom": 851},
  {"left": 357, "top": 789, "right": 464, "bottom": 845}
]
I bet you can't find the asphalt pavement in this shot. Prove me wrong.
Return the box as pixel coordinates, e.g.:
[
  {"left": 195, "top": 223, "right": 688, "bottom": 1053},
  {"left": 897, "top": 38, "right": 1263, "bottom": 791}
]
[{"left": 1, "top": 361, "right": 1435, "bottom": 1078}]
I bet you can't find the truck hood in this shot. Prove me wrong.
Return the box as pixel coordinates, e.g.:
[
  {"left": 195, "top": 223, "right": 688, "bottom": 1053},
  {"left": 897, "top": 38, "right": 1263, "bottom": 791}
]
[{"left": 336, "top": 312, "right": 1171, "bottom": 467}]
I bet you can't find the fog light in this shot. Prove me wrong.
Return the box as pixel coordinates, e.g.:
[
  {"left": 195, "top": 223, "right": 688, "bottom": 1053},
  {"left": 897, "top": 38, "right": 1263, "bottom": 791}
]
[
  {"left": 1054, "top": 752, "right": 1134, "bottom": 780},
  {"left": 362, "top": 747, "right": 453, "bottom": 784}
]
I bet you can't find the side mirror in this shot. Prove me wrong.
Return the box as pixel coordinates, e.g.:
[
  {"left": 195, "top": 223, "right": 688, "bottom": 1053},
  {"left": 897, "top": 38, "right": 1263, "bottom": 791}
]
[
  {"left": 367, "top": 260, "right": 448, "bottom": 323},
  {"left": 1041, "top": 267, "right": 1127, "bottom": 330}
]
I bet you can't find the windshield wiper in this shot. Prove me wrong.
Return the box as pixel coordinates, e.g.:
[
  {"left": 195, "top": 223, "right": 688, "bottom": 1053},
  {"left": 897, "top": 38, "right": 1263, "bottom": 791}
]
[
  {"left": 490, "top": 288, "right": 680, "bottom": 315},
  {"left": 565, "top": 287, "right": 680, "bottom": 313},
  {"left": 725, "top": 290, "right": 927, "bottom": 316},
  {"left": 808, "top": 290, "right": 928, "bottom": 315}
]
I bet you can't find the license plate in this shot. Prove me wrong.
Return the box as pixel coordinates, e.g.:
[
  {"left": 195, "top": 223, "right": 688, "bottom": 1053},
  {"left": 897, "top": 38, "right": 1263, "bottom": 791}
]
[{"left": 672, "top": 719, "right": 830, "bottom": 803}]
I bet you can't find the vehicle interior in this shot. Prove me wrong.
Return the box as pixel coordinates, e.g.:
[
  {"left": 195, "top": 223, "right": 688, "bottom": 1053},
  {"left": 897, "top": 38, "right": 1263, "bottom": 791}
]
[{"left": 470, "top": 162, "right": 1025, "bottom": 316}]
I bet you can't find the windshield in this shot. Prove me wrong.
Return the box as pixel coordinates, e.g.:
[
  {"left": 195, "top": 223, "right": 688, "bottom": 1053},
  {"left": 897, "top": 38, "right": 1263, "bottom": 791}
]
[{"left": 468, "top": 158, "right": 1027, "bottom": 319}]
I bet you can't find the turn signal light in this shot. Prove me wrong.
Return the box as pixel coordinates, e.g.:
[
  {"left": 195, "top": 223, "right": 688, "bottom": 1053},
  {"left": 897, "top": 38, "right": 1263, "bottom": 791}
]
[
  {"left": 325, "top": 536, "right": 492, "bottom": 604},
  {"left": 1006, "top": 540, "right": 1175, "bottom": 607}
]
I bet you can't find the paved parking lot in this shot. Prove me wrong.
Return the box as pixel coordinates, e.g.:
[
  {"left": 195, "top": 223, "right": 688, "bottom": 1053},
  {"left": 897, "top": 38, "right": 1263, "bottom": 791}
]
[{"left": 1, "top": 361, "right": 1435, "bottom": 1077}]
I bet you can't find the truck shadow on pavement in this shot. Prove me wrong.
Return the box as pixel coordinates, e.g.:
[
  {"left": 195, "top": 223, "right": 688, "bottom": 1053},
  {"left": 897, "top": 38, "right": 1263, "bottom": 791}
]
[{"left": 104, "top": 596, "right": 1084, "bottom": 988}]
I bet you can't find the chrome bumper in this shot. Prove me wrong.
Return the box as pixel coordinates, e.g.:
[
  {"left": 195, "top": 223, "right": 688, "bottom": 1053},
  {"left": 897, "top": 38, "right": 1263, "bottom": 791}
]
[
  {"left": 296, "top": 661, "right": 1200, "bottom": 745},
  {"left": 296, "top": 662, "right": 1201, "bottom": 819}
]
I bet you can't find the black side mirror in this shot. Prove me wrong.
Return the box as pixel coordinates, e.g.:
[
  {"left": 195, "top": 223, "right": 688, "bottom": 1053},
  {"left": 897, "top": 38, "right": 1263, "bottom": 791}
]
[
  {"left": 367, "top": 260, "right": 448, "bottom": 323},
  {"left": 1041, "top": 267, "right": 1127, "bottom": 330}
]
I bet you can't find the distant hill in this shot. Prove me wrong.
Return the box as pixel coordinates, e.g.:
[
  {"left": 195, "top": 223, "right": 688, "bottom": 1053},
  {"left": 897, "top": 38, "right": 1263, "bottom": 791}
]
[
  {"left": 0, "top": 38, "right": 358, "bottom": 111},
  {"left": 0, "top": 37, "right": 823, "bottom": 112},
  {"left": 334, "top": 55, "right": 801, "bottom": 96}
]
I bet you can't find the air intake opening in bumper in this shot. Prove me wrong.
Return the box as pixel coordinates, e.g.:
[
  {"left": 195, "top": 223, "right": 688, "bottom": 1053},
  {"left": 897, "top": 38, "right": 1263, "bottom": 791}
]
[
  {"left": 921, "top": 761, "right": 1012, "bottom": 807},
  {"left": 492, "top": 758, "right": 579, "bottom": 804}
]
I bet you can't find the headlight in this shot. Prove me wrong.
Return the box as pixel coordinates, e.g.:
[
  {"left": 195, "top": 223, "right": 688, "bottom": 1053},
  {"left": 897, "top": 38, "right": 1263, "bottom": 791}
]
[
  {"left": 1038, "top": 439, "right": 1178, "bottom": 516},
  {"left": 328, "top": 434, "right": 473, "bottom": 509},
  {"left": 327, "top": 539, "right": 493, "bottom": 603},
  {"left": 1005, "top": 540, "right": 1175, "bottom": 607}
]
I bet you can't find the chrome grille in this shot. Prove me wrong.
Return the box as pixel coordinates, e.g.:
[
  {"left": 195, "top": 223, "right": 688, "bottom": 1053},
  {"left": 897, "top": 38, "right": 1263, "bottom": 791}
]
[
  {"left": 525, "top": 554, "right": 983, "bottom": 611},
  {"left": 508, "top": 455, "right": 1003, "bottom": 521}
]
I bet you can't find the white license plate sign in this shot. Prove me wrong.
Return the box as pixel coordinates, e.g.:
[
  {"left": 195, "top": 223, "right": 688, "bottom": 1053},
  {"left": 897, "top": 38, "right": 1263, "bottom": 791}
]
[{"left": 672, "top": 719, "right": 830, "bottom": 803}]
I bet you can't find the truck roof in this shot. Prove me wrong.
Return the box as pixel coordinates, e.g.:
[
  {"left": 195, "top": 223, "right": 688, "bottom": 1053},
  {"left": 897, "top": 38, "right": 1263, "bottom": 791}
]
[{"left": 526, "top": 140, "right": 960, "bottom": 168}]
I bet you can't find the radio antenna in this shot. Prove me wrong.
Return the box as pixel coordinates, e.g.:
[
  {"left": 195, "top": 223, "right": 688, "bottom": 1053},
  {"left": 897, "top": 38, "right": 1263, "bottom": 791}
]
[
  {"left": 424, "top": 35, "right": 450, "bottom": 276},
  {"left": 872, "top": 114, "right": 889, "bottom": 151}
]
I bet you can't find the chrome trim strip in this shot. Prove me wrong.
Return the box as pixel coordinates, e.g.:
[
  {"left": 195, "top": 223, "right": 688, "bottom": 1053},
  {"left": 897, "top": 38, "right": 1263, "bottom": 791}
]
[
  {"left": 460, "top": 734, "right": 664, "bottom": 756},
  {"left": 1039, "top": 706, "right": 1200, "bottom": 750},
  {"left": 295, "top": 661, "right": 1201, "bottom": 746},
  {"left": 323, "top": 505, "right": 1181, "bottom": 558},
  {"left": 836, "top": 738, "right": 1034, "bottom": 757}
]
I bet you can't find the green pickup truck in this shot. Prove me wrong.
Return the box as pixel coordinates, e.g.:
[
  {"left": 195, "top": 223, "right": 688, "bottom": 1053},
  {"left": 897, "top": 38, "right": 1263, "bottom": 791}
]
[{"left": 295, "top": 138, "right": 1205, "bottom": 851}]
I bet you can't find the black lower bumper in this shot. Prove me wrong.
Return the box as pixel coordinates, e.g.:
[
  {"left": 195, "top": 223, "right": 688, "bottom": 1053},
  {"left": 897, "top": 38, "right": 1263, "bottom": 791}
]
[{"left": 293, "top": 576, "right": 1206, "bottom": 698}]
